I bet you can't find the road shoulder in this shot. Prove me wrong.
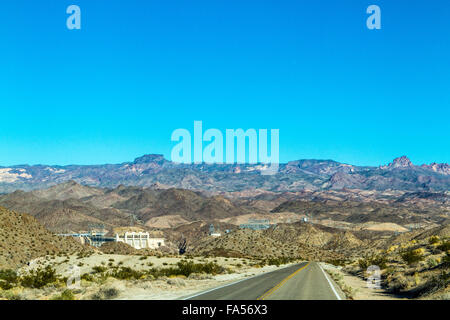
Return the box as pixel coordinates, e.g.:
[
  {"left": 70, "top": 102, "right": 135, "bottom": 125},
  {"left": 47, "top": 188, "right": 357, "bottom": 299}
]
[{"left": 320, "top": 262, "right": 403, "bottom": 300}]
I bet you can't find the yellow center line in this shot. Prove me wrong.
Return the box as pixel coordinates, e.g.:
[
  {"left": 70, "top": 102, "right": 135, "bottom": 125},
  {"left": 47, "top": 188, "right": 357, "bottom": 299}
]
[{"left": 257, "top": 262, "right": 310, "bottom": 300}]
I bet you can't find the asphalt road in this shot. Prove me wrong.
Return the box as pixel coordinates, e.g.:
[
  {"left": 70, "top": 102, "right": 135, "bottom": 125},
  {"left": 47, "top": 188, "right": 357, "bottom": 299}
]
[{"left": 186, "top": 262, "right": 345, "bottom": 300}]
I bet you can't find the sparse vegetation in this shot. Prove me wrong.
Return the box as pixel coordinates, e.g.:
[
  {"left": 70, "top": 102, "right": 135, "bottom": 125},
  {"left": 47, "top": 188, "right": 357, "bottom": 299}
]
[
  {"left": 358, "top": 254, "right": 387, "bottom": 270},
  {"left": 91, "top": 287, "right": 120, "bottom": 300},
  {"left": 51, "top": 289, "right": 75, "bottom": 300},
  {"left": 428, "top": 236, "right": 440, "bottom": 245},
  {"left": 174, "top": 261, "right": 223, "bottom": 277},
  {"left": 437, "top": 241, "right": 450, "bottom": 252},
  {"left": 264, "top": 257, "right": 298, "bottom": 267},
  {"left": 401, "top": 248, "right": 424, "bottom": 265},
  {"left": 111, "top": 267, "right": 145, "bottom": 280},
  {"left": 92, "top": 266, "right": 108, "bottom": 273},
  {"left": 0, "top": 269, "right": 18, "bottom": 290},
  {"left": 20, "top": 265, "right": 58, "bottom": 289}
]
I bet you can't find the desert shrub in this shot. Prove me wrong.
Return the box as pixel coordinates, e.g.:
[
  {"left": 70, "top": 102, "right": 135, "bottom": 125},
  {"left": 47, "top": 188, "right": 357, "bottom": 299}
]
[
  {"left": 441, "top": 271, "right": 450, "bottom": 282},
  {"left": 0, "top": 269, "right": 18, "bottom": 290},
  {"left": 266, "top": 257, "right": 296, "bottom": 267},
  {"left": 383, "top": 267, "right": 396, "bottom": 279},
  {"left": 149, "top": 261, "right": 224, "bottom": 278},
  {"left": 358, "top": 254, "right": 387, "bottom": 270},
  {"left": 428, "top": 236, "right": 440, "bottom": 245},
  {"left": 401, "top": 248, "right": 424, "bottom": 265},
  {"left": 427, "top": 257, "right": 439, "bottom": 268},
  {"left": 175, "top": 261, "right": 223, "bottom": 277},
  {"left": 386, "top": 274, "right": 412, "bottom": 293},
  {"left": 386, "top": 245, "right": 398, "bottom": 253},
  {"left": 370, "top": 255, "right": 388, "bottom": 269},
  {"left": 443, "top": 252, "right": 450, "bottom": 267},
  {"left": 81, "top": 273, "right": 94, "bottom": 282},
  {"left": 95, "top": 271, "right": 110, "bottom": 284},
  {"left": 52, "top": 289, "right": 75, "bottom": 300},
  {"left": 437, "top": 241, "right": 450, "bottom": 252},
  {"left": 0, "top": 291, "right": 22, "bottom": 300},
  {"left": 268, "top": 258, "right": 281, "bottom": 267},
  {"left": 92, "top": 266, "right": 108, "bottom": 273},
  {"left": 358, "top": 257, "right": 369, "bottom": 270},
  {"left": 20, "top": 265, "right": 58, "bottom": 288},
  {"left": 111, "top": 267, "right": 144, "bottom": 280},
  {"left": 91, "top": 287, "right": 119, "bottom": 300},
  {"left": 409, "top": 271, "right": 450, "bottom": 297}
]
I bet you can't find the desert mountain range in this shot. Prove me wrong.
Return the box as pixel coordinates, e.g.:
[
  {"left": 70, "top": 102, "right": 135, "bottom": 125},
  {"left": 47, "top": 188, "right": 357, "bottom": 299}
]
[
  {"left": 0, "top": 155, "right": 448, "bottom": 194},
  {"left": 0, "top": 178, "right": 448, "bottom": 236}
]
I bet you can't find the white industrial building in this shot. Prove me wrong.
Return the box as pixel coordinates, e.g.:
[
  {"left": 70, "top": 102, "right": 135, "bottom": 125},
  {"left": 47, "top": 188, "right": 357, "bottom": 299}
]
[
  {"left": 115, "top": 232, "right": 165, "bottom": 250},
  {"left": 210, "top": 232, "right": 221, "bottom": 237}
]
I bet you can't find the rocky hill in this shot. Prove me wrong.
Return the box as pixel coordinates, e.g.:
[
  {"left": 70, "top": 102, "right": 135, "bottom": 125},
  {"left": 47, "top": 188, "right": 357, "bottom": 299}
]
[
  {"left": 113, "top": 188, "right": 251, "bottom": 221},
  {"left": 0, "top": 188, "right": 131, "bottom": 233},
  {"left": 271, "top": 192, "right": 449, "bottom": 228},
  {"left": 342, "top": 222, "right": 450, "bottom": 299},
  {"left": 0, "top": 207, "right": 92, "bottom": 269},
  {"left": 191, "top": 222, "right": 382, "bottom": 261}
]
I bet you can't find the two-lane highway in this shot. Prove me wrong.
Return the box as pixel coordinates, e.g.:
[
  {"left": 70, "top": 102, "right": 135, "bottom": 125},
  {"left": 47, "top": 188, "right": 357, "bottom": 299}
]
[{"left": 185, "top": 262, "right": 345, "bottom": 300}]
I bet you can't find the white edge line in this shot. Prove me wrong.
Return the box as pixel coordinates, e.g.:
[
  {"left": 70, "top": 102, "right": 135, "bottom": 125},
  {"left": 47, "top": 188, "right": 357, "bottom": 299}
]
[
  {"left": 318, "top": 263, "right": 343, "bottom": 300},
  {"left": 180, "top": 262, "right": 301, "bottom": 300}
]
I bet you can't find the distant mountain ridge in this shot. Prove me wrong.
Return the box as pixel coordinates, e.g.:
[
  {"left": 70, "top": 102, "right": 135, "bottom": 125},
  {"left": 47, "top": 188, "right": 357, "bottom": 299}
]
[
  {"left": 0, "top": 155, "right": 448, "bottom": 193},
  {"left": 0, "top": 179, "right": 447, "bottom": 234},
  {"left": 0, "top": 182, "right": 252, "bottom": 233}
]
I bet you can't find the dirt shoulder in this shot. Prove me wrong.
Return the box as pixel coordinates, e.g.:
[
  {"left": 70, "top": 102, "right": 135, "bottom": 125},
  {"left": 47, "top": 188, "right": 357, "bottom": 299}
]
[{"left": 320, "top": 263, "right": 404, "bottom": 300}]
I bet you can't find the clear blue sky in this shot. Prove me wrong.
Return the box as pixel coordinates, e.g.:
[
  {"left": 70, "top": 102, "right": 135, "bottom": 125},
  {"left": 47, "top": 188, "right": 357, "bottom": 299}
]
[{"left": 0, "top": 0, "right": 449, "bottom": 166}]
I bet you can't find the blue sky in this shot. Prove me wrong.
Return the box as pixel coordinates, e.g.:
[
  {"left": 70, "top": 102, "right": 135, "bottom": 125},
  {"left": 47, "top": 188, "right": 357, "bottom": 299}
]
[{"left": 0, "top": 0, "right": 449, "bottom": 166}]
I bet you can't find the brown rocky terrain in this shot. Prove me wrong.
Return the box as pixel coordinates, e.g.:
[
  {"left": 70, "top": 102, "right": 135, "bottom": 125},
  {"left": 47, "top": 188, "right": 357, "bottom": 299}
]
[
  {"left": 0, "top": 183, "right": 255, "bottom": 233},
  {"left": 0, "top": 206, "right": 92, "bottom": 269},
  {"left": 0, "top": 179, "right": 448, "bottom": 242},
  {"left": 190, "top": 222, "right": 389, "bottom": 262},
  {"left": 271, "top": 193, "right": 449, "bottom": 230},
  {"left": 341, "top": 223, "right": 450, "bottom": 299}
]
